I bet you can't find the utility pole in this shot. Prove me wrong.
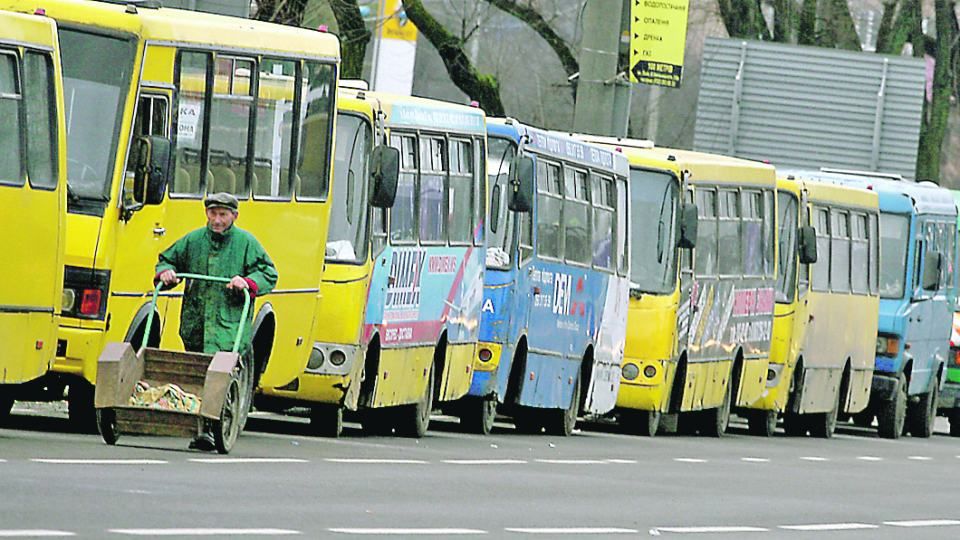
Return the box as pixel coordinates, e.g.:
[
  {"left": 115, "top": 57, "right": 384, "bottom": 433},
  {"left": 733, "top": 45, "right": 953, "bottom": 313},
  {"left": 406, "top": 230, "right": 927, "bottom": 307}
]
[{"left": 573, "top": 0, "right": 626, "bottom": 136}]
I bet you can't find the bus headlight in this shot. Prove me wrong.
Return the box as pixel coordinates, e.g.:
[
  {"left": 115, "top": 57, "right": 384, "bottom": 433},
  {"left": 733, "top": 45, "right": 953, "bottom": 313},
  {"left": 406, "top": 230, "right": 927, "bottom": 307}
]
[
  {"left": 478, "top": 348, "right": 493, "bottom": 363},
  {"left": 330, "top": 349, "right": 347, "bottom": 366},
  {"left": 643, "top": 365, "right": 657, "bottom": 378},
  {"left": 307, "top": 347, "right": 325, "bottom": 370},
  {"left": 622, "top": 363, "right": 640, "bottom": 381}
]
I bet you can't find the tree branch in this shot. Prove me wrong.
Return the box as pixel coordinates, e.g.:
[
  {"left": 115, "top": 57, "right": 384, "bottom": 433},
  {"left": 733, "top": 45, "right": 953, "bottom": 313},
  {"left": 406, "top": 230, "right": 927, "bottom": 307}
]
[
  {"left": 329, "top": 0, "right": 371, "bottom": 79},
  {"left": 486, "top": 0, "right": 579, "bottom": 82}
]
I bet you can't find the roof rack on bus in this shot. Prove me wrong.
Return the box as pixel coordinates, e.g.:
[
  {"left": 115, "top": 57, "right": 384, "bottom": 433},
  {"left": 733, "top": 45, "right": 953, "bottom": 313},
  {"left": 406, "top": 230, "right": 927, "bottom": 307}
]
[
  {"left": 575, "top": 134, "right": 655, "bottom": 150},
  {"left": 94, "top": 0, "right": 163, "bottom": 8},
  {"left": 339, "top": 79, "right": 370, "bottom": 91},
  {"left": 819, "top": 167, "right": 905, "bottom": 182}
]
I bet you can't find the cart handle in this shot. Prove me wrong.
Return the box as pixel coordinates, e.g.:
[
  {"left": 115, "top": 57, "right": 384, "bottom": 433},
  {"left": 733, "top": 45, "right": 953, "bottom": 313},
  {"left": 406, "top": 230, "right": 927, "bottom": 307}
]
[{"left": 141, "top": 273, "right": 251, "bottom": 355}]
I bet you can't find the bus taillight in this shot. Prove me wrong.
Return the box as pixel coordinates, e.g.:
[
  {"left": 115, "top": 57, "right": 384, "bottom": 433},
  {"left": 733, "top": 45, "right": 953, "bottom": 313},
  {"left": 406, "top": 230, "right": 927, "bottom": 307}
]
[{"left": 79, "top": 289, "right": 102, "bottom": 316}]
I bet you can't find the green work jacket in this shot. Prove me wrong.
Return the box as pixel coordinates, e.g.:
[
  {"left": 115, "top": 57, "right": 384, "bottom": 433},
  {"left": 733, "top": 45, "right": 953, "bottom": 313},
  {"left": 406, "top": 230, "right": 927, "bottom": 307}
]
[{"left": 156, "top": 225, "right": 278, "bottom": 354}]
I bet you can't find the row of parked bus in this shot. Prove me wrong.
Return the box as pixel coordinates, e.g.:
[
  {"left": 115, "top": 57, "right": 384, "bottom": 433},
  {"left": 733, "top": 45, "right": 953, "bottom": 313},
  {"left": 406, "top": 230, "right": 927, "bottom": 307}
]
[{"left": 3, "top": 0, "right": 960, "bottom": 445}]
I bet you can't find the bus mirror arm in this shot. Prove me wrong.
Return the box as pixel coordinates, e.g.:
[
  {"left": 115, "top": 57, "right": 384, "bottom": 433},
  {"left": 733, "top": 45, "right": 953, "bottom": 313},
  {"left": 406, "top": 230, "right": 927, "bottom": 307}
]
[
  {"left": 798, "top": 226, "right": 818, "bottom": 264},
  {"left": 677, "top": 203, "right": 698, "bottom": 249}
]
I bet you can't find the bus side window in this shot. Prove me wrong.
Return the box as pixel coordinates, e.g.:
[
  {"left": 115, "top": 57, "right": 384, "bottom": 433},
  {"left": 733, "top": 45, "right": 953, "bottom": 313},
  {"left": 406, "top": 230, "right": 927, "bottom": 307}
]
[
  {"left": 389, "top": 133, "right": 417, "bottom": 243},
  {"left": 695, "top": 188, "right": 717, "bottom": 276},
  {"left": 419, "top": 136, "right": 446, "bottom": 243},
  {"left": 868, "top": 213, "right": 879, "bottom": 295},
  {"left": 943, "top": 222, "right": 956, "bottom": 291},
  {"left": 448, "top": 138, "right": 473, "bottom": 244},
  {"left": 173, "top": 50, "right": 210, "bottom": 196},
  {"left": 563, "top": 166, "right": 591, "bottom": 265},
  {"left": 616, "top": 177, "right": 629, "bottom": 276},
  {"left": 124, "top": 94, "right": 169, "bottom": 203},
  {"left": 590, "top": 173, "right": 615, "bottom": 271},
  {"left": 830, "top": 210, "right": 851, "bottom": 293},
  {"left": 763, "top": 190, "right": 775, "bottom": 277},
  {"left": 295, "top": 60, "right": 335, "bottom": 201},
  {"left": 23, "top": 51, "right": 57, "bottom": 190},
  {"left": 474, "top": 138, "right": 485, "bottom": 247},
  {"left": 717, "top": 189, "right": 740, "bottom": 276},
  {"left": 812, "top": 207, "right": 831, "bottom": 291},
  {"left": 851, "top": 212, "right": 869, "bottom": 294},
  {"left": 0, "top": 51, "right": 24, "bottom": 186},
  {"left": 536, "top": 160, "right": 563, "bottom": 259},
  {"left": 253, "top": 58, "right": 297, "bottom": 200},
  {"left": 741, "top": 190, "right": 762, "bottom": 276}
]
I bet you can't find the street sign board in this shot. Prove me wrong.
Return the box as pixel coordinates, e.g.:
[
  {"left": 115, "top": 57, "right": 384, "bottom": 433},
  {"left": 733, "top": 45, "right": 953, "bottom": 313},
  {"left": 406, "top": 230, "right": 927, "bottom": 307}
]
[{"left": 629, "top": 0, "right": 690, "bottom": 88}]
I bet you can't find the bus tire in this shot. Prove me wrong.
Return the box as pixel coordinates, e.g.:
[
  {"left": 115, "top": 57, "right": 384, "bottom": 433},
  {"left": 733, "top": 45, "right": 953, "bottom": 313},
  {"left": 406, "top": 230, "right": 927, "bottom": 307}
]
[
  {"left": 949, "top": 410, "right": 960, "bottom": 437},
  {"left": 461, "top": 395, "right": 497, "bottom": 435},
  {"left": 545, "top": 375, "right": 581, "bottom": 436},
  {"left": 878, "top": 373, "right": 907, "bottom": 439},
  {"left": 748, "top": 410, "right": 777, "bottom": 437},
  {"left": 67, "top": 380, "right": 97, "bottom": 433},
  {"left": 621, "top": 409, "right": 660, "bottom": 437},
  {"left": 309, "top": 405, "right": 343, "bottom": 438},
  {"left": 396, "top": 365, "right": 434, "bottom": 438},
  {"left": 907, "top": 382, "right": 939, "bottom": 438},
  {"left": 782, "top": 413, "right": 807, "bottom": 436},
  {"left": 808, "top": 402, "right": 839, "bottom": 439},
  {"left": 701, "top": 375, "right": 732, "bottom": 438}
]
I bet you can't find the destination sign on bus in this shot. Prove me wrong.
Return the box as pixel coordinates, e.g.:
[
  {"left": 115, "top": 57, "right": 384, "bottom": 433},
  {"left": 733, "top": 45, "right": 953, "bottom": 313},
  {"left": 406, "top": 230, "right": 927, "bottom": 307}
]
[
  {"left": 390, "top": 103, "right": 485, "bottom": 133},
  {"left": 525, "top": 128, "right": 614, "bottom": 169}
]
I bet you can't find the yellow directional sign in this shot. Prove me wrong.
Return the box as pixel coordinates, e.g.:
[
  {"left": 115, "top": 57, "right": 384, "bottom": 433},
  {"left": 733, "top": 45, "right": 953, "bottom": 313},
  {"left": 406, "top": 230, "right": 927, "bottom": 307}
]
[{"left": 629, "top": 0, "right": 690, "bottom": 88}]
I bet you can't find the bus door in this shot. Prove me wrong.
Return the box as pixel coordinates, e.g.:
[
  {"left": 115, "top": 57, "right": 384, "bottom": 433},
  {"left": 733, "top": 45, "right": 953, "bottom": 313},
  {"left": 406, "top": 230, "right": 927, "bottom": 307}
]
[
  {"left": 913, "top": 219, "right": 954, "bottom": 392},
  {"left": 676, "top": 185, "right": 698, "bottom": 408},
  {"left": 0, "top": 42, "right": 63, "bottom": 385}
]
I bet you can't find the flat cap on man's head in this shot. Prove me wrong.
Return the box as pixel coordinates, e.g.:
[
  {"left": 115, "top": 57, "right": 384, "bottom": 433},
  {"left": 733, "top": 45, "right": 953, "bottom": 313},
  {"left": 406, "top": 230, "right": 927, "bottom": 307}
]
[{"left": 204, "top": 192, "right": 239, "bottom": 212}]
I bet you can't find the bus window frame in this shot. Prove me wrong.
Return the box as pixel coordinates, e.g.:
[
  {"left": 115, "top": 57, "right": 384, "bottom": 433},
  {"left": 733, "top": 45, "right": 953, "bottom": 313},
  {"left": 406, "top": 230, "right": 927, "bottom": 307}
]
[
  {"left": 830, "top": 208, "right": 852, "bottom": 294},
  {"left": 416, "top": 133, "right": 447, "bottom": 246},
  {"left": 716, "top": 187, "right": 742, "bottom": 278},
  {"left": 0, "top": 48, "right": 25, "bottom": 187},
  {"left": 387, "top": 129, "right": 419, "bottom": 246},
  {"left": 170, "top": 48, "right": 215, "bottom": 200},
  {"left": 775, "top": 189, "right": 800, "bottom": 305},
  {"left": 292, "top": 59, "right": 337, "bottom": 203},
  {"left": 23, "top": 49, "right": 59, "bottom": 192},
  {"left": 850, "top": 210, "right": 870, "bottom": 295},
  {"left": 327, "top": 110, "right": 373, "bottom": 266},
  {"left": 251, "top": 57, "right": 299, "bottom": 202},
  {"left": 447, "top": 136, "right": 474, "bottom": 247},
  {"left": 741, "top": 188, "right": 764, "bottom": 279},
  {"left": 208, "top": 54, "right": 257, "bottom": 199},
  {"left": 535, "top": 157, "right": 564, "bottom": 262},
  {"left": 589, "top": 171, "right": 616, "bottom": 275},
  {"left": 562, "top": 163, "right": 592, "bottom": 269}
]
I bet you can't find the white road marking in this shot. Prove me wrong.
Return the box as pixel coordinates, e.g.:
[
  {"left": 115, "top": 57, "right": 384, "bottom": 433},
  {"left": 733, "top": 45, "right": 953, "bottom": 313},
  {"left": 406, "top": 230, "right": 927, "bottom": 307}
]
[
  {"left": 0, "top": 532, "right": 75, "bottom": 537},
  {"left": 673, "top": 458, "right": 708, "bottom": 463},
  {"left": 504, "top": 527, "right": 638, "bottom": 534},
  {"left": 189, "top": 458, "right": 309, "bottom": 464},
  {"left": 883, "top": 520, "right": 960, "bottom": 527},
  {"left": 123, "top": 490, "right": 151, "bottom": 495},
  {"left": 652, "top": 526, "right": 767, "bottom": 533},
  {"left": 442, "top": 459, "right": 526, "bottom": 465},
  {"left": 606, "top": 459, "right": 637, "bottom": 464},
  {"left": 799, "top": 456, "right": 829, "bottom": 462},
  {"left": 535, "top": 459, "right": 606, "bottom": 465},
  {"left": 324, "top": 458, "right": 428, "bottom": 464},
  {"left": 907, "top": 456, "right": 933, "bottom": 461},
  {"left": 741, "top": 457, "right": 770, "bottom": 463},
  {"left": 0, "top": 459, "right": 7, "bottom": 463},
  {"left": 31, "top": 459, "right": 167, "bottom": 465},
  {"left": 779, "top": 523, "right": 878, "bottom": 531},
  {"left": 856, "top": 456, "right": 883, "bottom": 462},
  {"left": 328, "top": 528, "right": 485, "bottom": 535},
  {"left": 110, "top": 529, "right": 300, "bottom": 536}
]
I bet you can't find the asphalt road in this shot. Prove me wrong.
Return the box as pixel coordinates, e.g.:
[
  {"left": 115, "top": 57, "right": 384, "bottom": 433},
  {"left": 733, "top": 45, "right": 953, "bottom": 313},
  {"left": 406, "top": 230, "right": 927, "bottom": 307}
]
[{"left": 1, "top": 405, "right": 959, "bottom": 539}]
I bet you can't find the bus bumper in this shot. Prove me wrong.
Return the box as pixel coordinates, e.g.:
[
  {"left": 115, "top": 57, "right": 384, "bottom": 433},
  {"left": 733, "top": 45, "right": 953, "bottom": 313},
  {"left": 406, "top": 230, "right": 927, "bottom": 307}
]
[
  {"left": 615, "top": 359, "right": 672, "bottom": 412},
  {"left": 467, "top": 342, "right": 502, "bottom": 398},
  {"left": 871, "top": 372, "right": 900, "bottom": 402},
  {"left": 53, "top": 325, "right": 105, "bottom": 384}
]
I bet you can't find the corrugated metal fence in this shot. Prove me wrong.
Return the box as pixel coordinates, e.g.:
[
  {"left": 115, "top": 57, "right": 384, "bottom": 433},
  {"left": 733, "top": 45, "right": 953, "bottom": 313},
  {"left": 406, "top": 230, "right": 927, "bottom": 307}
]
[{"left": 693, "top": 37, "right": 926, "bottom": 179}]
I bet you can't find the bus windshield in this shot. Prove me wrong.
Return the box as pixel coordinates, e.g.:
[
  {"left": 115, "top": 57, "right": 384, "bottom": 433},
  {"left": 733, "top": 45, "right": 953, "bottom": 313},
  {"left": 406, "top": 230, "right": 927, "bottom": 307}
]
[
  {"left": 630, "top": 168, "right": 679, "bottom": 294},
  {"left": 59, "top": 28, "right": 136, "bottom": 204},
  {"left": 879, "top": 212, "right": 910, "bottom": 299},
  {"left": 486, "top": 136, "right": 516, "bottom": 269},
  {"left": 775, "top": 191, "right": 799, "bottom": 303},
  {"left": 327, "top": 114, "right": 371, "bottom": 263}
]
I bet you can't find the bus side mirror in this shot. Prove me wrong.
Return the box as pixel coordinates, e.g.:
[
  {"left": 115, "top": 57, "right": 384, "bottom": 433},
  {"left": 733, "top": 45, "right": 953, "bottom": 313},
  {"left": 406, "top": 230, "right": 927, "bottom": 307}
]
[
  {"left": 799, "top": 226, "right": 818, "bottom": 264},
  {"left": 370, "top": 144, "right": 399, "bottom": 209},
  {"left": 133, "top": 136, "right": 170, "bottom": 206},
  {"left": 923, "top": 250, "right": 943, "bottom": 290},
  {"left": 677, "top": 203, "right": 698, "bottom": 249},
  {"left": 508, "top": 156, "right": 534, "bottom": 213}
]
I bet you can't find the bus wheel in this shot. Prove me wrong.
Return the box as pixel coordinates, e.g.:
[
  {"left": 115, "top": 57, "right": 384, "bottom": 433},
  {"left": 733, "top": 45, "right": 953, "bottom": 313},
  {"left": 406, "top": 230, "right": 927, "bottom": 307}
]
[
  {"left": 809, "top": 402, "right": 839, "bottom": 439},
  {"left": 949, "top": 410, "right": 960, "bottom": 437},
  {"left": 96, "top": 408, "right": 119, "bottom": 445},
  {"left": 461, "top": 395, "right": 497, "bottom": 435},
  {"left": 907, "top": 383, "right": 939, "bottom": 438},
  {"left": 878, "top": 373, "right": 907, "bottom": 439},
  {"left": 545, "top": 376, "right": 581, "bottom": 436},
  {"left": 748, "top": 410, "right": 777, "bottom": 437},
  {"left": 621, "top": 410, "right": 660, "bottom": 437},
  {"left": 397, "top": 366, "right": 434, "bottom": 438},
  {"left": 701, "top": 377, "right": 732, "bottom": 437},
  {"left": 309, "top": 405, "right": 343, "bottom": 438},
  {"left": 67, "top": 380, "right": 97, "bottom": 433}
]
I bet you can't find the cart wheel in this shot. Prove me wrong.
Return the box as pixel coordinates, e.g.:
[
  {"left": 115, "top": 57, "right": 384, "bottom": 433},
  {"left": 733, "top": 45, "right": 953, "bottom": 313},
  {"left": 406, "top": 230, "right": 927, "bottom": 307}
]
[
  {"left": 214, "top": 378, "right": 241, "bottom": 454},
  {"left": 97, "top": 408, "right": 119, "bottom": 445},
  {"left": 237, "top": 357, "right": 255, "bottom": 432}
]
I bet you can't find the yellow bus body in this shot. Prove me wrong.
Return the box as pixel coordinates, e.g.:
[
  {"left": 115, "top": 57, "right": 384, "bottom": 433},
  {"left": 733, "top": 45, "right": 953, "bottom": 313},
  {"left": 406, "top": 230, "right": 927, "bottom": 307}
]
[
  {"left": 0, "top": 0, "right": 340, "bottom": 418},
  {"left": 0, "top": 11, "right": 66, "bottom": 387}
]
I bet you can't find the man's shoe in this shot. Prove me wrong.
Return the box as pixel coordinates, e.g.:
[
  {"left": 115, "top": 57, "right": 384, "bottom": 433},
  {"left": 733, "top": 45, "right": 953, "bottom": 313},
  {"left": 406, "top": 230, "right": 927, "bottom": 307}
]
[{"left": 188, "top": 432, "right": 216, "bottom": 451}]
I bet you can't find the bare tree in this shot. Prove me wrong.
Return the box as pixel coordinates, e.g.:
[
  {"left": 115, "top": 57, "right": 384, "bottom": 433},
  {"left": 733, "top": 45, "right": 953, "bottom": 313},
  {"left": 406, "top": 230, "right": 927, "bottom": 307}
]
[{"left": 329, "top": 0, "right": 371, "bottom": 79}]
